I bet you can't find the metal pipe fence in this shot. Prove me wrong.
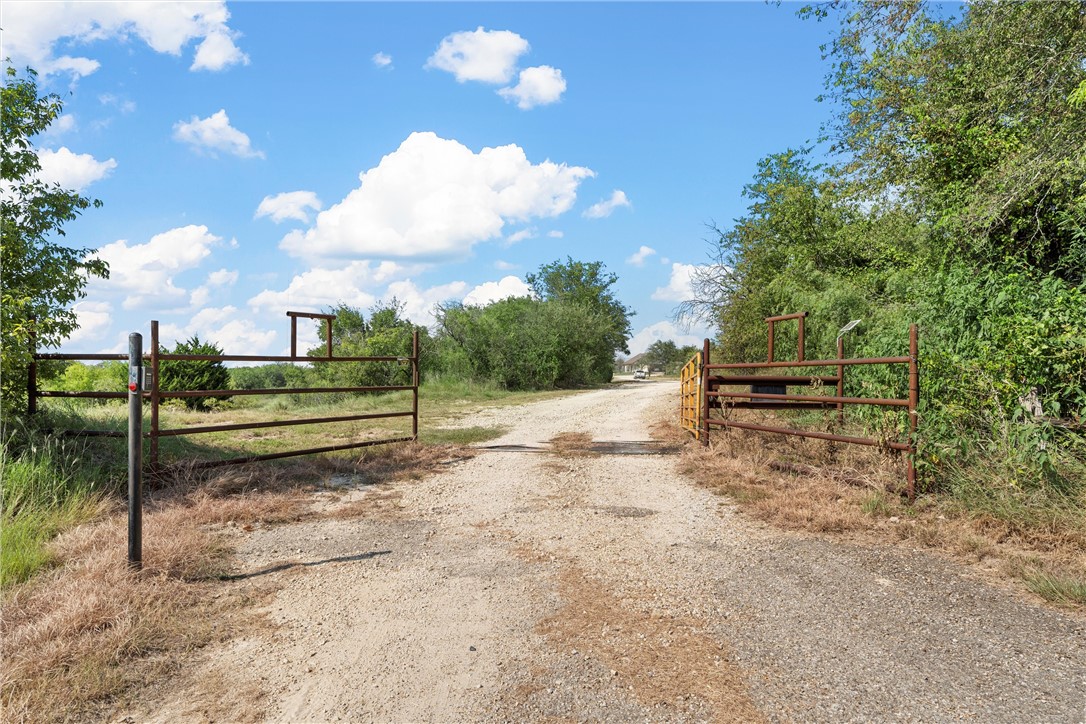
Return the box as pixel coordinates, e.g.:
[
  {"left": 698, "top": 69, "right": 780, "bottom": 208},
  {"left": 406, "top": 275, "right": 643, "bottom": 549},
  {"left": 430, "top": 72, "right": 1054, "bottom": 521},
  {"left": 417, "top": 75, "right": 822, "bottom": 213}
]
[
  {"left": 680, "top": 313, "right": 919, "bottom": 499},
  {"left": 28, "top": 310, "right": 421, "bottom": 470},
  {"left": 29, "top": 311, "right": 421, "bottom": 568}
]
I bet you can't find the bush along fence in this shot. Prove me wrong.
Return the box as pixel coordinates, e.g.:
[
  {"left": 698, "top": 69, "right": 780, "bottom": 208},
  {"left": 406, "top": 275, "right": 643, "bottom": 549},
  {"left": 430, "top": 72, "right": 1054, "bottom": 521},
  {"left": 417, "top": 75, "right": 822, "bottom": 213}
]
[
  {"left": 680, "top": 312, "right": 919, "bottom": 499},
  {"left": 28, "top": 310, "right": 421, "bottom": 568}
]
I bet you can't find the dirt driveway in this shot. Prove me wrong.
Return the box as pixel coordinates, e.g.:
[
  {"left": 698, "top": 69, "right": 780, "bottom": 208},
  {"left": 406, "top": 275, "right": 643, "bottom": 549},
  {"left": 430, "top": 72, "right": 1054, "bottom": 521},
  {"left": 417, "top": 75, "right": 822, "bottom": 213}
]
[{"left": 134, "top": 381, "right": 1085, "bottom": 723}]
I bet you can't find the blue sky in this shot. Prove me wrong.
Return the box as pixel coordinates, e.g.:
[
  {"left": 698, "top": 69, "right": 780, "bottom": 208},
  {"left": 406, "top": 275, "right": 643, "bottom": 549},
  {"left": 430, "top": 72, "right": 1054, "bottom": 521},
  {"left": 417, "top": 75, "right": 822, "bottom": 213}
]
[{"left": 6, "top": 1, "right": 838, "bottom": 358}]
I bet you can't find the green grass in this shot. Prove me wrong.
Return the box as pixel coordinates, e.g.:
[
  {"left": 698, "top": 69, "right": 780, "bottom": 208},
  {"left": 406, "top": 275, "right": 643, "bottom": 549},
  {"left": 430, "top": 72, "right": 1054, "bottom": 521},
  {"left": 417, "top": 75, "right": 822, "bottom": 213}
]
[
  {"left": 1, "top": 435, "right": 117, "bottom": 588},
  {"left": 1022, "top": 570, "right": 1086, "bottom": 607},
  {"left": 861, "top": 491, "right": 891, "bottom": 517}
]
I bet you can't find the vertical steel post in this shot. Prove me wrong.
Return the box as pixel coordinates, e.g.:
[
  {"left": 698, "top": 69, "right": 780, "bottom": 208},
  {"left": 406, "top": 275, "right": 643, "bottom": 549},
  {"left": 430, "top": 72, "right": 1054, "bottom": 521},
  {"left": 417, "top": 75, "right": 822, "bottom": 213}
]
[
  {"left": 150, "top": 320, "right": 160, "bottom": 470},
  {"left": 326, "top": 318, "right": 333, "bottom": 358},
  {"left": 836, "top": 336, "right": 845, "bottom": 424},
  {"left": 127, "top": 332, "right": 143, "bottom": 570},
  {"left": 907, "top": 324, "right": 919, "bottom": 501},
  {"left": 767, "top": 321, "right": 775, "bottom": 363},
  {"left": 27, "top": 319, "right": 37, "bottom": 415},
  {"left": 411, "top": 329, "right": 419, "bottom": 440},
  {"left": 700, "top": 338, "right": 711, "bottom": 446},
  {"left": 290, "top": 315, "right": 298, "bottom": 358},
  {"left": 798, "top": 315, "right": 806, "bottom": 362}
]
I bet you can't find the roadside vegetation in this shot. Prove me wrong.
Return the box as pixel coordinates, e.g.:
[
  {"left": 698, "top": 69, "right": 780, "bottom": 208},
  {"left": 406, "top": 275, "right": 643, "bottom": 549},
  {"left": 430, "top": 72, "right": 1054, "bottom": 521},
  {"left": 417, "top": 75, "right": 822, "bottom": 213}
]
[
  {"left": 678, "top": 0, "right": 1084, "bottom": 567},
  {"left": 669, "top": 1, "right": 1085, "bottom": 608}
]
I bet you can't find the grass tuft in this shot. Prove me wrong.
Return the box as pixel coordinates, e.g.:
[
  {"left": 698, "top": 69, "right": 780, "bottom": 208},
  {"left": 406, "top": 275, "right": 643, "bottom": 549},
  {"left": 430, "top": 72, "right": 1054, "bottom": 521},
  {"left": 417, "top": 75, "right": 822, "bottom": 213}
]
[{"left": 1022, "top": 570, "right": 1086, "bottom": 607}]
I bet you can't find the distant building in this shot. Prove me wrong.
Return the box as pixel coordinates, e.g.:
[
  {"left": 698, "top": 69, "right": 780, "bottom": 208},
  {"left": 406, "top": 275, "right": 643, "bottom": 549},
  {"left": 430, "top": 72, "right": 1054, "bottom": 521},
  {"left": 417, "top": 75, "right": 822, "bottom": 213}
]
[{"left": 616, "top": 352, "right": 648, "bottom": 374}]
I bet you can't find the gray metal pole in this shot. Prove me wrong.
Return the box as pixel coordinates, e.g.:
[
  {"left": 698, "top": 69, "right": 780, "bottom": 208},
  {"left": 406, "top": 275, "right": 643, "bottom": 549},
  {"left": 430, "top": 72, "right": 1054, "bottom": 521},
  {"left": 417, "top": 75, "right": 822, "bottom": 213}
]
[{"left": 127, "top": 332, "right": 143, "bottom": 570}]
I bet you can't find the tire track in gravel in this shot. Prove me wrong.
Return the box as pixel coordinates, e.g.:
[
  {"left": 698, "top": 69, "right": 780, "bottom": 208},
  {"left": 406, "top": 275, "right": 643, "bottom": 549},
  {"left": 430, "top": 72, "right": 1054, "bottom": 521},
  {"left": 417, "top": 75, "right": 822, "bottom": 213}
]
[{"left": 129, "top": 380, "right": 1086, "bottom": 723}]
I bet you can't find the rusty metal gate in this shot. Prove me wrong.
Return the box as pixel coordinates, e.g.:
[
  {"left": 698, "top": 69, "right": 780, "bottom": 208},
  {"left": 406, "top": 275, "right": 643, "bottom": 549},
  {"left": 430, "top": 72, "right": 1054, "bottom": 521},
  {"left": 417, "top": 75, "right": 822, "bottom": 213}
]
[
  {"left": 681, "top": 312, "right": 919, "bottom": 498},
  {"left": 28, "top": 310, "right": 420, "bottom": 470}
]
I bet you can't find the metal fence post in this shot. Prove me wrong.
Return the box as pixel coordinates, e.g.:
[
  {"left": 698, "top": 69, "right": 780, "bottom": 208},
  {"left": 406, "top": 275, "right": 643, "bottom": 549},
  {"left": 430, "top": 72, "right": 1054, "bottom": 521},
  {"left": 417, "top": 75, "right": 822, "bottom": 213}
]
[
  {"left": 150, "top": 320, "right": 160, "bottom": 470},
  {"left": 836, "top": 336, "right": 845, "bottom": 424},
  {"left": 700, "top": 338, "right": 711, "bottom": 446},
  {"left": 27, "top": 319, "right": 37, "bottom": 416},
  {"left": 907, "top": 324, "right": 919, "bottom": 501},
  {"left": 411, "top": 329, "right": 419, "bottom": 440},
  {"left": 128, "top": 332, "right": 143, "bottom": 570}
]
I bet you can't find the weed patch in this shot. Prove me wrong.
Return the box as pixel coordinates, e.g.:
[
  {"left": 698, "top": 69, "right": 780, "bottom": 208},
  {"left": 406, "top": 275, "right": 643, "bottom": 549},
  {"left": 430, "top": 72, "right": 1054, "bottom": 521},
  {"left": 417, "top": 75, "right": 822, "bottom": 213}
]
[{"left": 1022, "top": 570, "right": 1086, "bottom": 607}]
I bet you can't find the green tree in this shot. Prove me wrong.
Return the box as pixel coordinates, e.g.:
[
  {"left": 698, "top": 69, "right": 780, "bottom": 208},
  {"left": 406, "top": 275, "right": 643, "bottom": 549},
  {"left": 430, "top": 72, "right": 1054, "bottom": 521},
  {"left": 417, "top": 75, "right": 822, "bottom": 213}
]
[
  {"left": 315, "top": 303, "right": 369, "bottom": 352},
  {"left": 1, "top": 66, "right": 108, "bottom": 415},
  {"left": 160, "top": 335, "right": 231, "bottom": 411},
  {"left": 310, "top": 300, "right": 425, "bottom": 389},
  {"left": 526, "top": 258, "right": 633, "bottom": 380},
  {"left": 805, "top": 0, "right": 1086, "bottom": 281},
  {"left": 644, "top": 340, "right": 678, "bottom": 373},
  {"left": 644, "top": 340, "right": 699, "bottom": 375},
  {"left": 436, "top": 295, "right": 616, "bottom": 390}
]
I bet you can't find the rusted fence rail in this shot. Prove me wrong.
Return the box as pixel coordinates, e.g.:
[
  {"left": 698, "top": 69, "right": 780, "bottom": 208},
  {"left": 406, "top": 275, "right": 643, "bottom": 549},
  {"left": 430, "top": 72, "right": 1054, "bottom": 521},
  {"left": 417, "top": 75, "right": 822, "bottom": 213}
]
[
  {"left": 681, "top": 312, "right": 919, "bottom": 499},
  {"left": 29, "top": 310, "right": 420, "bottom": 470}
]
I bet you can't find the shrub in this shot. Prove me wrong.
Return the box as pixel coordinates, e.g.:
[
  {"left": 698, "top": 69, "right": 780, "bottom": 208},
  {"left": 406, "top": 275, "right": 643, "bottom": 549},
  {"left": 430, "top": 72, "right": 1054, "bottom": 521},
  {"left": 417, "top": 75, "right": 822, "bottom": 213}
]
[{"left": 159, "top": 335, "right": 231, "bottom": 411}]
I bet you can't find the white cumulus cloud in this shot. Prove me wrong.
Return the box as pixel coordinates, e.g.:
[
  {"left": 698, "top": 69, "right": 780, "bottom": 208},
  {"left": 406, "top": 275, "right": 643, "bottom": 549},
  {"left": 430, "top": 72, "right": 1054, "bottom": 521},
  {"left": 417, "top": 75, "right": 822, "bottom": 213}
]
[
  {"left": 247, "top": 261, "right": 412, "bottom": 313},
  {"left": 626, "top": 320, "right": 710, "bottom": 357},
  {"left": 44, "top": 114, "right": 77, "bottom": 137},
  {"left": 626, "top": 245, "right": 656, "bottom": 266},
  {"left": 426, "top": 27, "right": 529, "bottom": 84},
  {"left": 173, "top": 109, "right": 264, "bottom": 159},
  {"left": 505, "top": 227, "right": 537, "bottom": 244},
  {"left": 386, "top": 279, "right": 469, "bottom": 328},
  {"left": 2, "top": 0, "right": 248, "bottom": 78},
  {"left": 280, "top": 131, "right": 593, "bottom": 261},
  {"left": 372, "top": 52, "right": 393, "bottom": 69},
  {"left": 462, "top": 276, "right": 532, "bottom": 306},
  {"left": 652, "top": 262, "right": 699, "bottom": 302},
  {"left": 92, "top": 225, "right": 222, "bottom": 310},
  {"left": 191, "top": 29, "right": 249, "bottom": 71},
  {"left": 159, "top": 306, "right": 276, "bottom": 355},
  {"left": 64, "top": 301, "right": 114, "bottom": 348},
  {"left": 255, "top": 191, "right": 323, "bottom": 223},
  {"left": 498, "top": 65, "right": 566, "bottom": 109},
  {"left": 584, "top": 189, "right": 631, "bottom": 219},
  {"left": 188, "top": 268, "right": 239, "bottom": 307},
  {"left": 36, "top": 147, "right": 117, "bottom": 191}
]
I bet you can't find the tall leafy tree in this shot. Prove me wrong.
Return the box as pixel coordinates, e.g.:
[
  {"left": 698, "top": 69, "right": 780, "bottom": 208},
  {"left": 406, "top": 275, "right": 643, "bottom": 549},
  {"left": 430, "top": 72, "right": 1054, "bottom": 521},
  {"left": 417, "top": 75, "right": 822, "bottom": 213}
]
[
  {"left": 1, "top": 66, "right": 108, "bottom": 414},
  {"left": 436, "top": 296, "right": 616, "bottom": 389},
  {"left": 310, "top": 300, "right": 426, "bottom": 388},
  {"left": 805, "top": 0, "right": 1086, "bottom": 280},
  {"left": 526, "top": 257, "right": 634, "bottom": 364}
]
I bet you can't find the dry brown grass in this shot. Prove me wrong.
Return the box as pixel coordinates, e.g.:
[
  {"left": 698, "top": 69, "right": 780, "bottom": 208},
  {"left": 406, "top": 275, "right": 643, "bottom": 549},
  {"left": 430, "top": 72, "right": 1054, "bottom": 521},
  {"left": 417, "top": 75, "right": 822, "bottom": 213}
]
[
  {"left": 0, "top": 441, "right": 468, "bottom": 723},
  {"left": 662, "top": 414, "right": 1086, "bottom": 613},
  {"left": 537, "top": 563, "right": 764, "bottom": 723},
  {"left": 548, "top": 432, "right": 599, "bottom": 458}
]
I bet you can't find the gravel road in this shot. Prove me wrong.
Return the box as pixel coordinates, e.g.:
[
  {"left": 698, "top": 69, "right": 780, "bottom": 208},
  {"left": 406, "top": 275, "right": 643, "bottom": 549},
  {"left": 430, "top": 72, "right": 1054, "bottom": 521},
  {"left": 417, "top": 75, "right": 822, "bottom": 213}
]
[{"left": 138, "top": 380, "right": 1086, "bottom": 723}]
